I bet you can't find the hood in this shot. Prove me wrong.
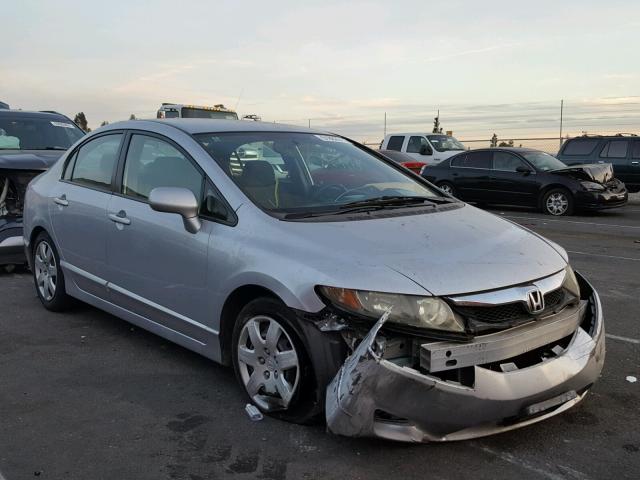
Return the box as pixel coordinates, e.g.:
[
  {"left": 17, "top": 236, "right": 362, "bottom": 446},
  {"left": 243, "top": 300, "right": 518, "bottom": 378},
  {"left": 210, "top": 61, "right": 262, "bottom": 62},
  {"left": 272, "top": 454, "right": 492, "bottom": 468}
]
[
  {"left": 283, "top": 204, "right": 568, "bottom": 297},
  {"left": 551, "top": 163, "right": 614, "bottom": 184},
  {"left": 0, "top": 150, "right": 64, "bottom": 171}
]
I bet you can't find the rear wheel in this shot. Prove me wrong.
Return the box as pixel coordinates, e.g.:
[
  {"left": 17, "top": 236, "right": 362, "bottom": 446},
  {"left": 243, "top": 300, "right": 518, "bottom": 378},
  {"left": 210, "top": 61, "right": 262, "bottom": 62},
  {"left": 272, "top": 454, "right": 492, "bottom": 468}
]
[
  {"left": 542, "top": 188, "right": 573, "bottom": 216},
  {"left": 232, "top": 297, "right": 318, "bottom": 423},
  {"left": 437, "top": 181, "right": 456, "bottom": 196},
  {"left": 32, "top": 232, "right": 72, "bottom": 311}
]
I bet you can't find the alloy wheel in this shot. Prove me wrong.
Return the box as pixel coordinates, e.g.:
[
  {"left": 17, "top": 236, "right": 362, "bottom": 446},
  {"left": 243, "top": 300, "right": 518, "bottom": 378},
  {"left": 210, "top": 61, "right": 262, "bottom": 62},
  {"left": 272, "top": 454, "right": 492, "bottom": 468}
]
[
  {"left": 546, "top": 192, "right": 569, "bottom": 215},
  {"left": 34, "top": 241, "right": 57, "bottom": 301},
  {"left": 439, "top": 183, "right": 454, "bottom": 195},
  {"left": 237, "top": 315, "right": 300, "bottom": 411}
]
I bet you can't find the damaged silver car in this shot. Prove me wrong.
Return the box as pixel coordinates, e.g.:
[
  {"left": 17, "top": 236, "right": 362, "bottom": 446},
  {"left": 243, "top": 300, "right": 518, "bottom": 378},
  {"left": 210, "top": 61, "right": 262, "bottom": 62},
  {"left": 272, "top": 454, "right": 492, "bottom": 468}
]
[{"left": 23, "top": 119, "right": 604, "bottom": 442}]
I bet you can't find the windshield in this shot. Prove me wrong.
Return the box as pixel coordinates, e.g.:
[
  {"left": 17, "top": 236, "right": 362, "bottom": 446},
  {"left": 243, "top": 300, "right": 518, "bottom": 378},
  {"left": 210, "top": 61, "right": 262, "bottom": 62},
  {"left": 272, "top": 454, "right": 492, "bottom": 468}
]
[
  {"left": 195, "top": 132, "right": 443, "bottom": 216},
  {"left": 521, "top": 151, "right": 567, "bottom": 171},
  {"left": 427, "top": 135, "right": 465, "bottom": 152},
  {"left": 181, "top": 108, "right": 239, "bottom": 120},
  {"left": 0, "top": 116, "right": 84, "bottom": 150}
]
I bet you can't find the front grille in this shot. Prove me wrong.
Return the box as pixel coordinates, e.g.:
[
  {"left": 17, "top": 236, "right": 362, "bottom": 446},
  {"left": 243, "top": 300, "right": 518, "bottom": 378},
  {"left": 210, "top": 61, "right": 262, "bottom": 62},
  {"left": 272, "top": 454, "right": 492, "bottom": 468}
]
[{"left": 454, "top": 288, "right": 567, "bottom": 328}]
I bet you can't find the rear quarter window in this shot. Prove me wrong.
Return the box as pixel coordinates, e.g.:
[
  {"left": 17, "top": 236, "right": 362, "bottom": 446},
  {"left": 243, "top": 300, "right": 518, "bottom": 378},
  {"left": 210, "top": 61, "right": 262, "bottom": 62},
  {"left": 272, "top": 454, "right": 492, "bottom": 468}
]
[
  {"left": 386, "top": 136, "right": 404, "bottom": 151},
  {"left": 562, "top": 138, "right": 599, "bottom": 156}
]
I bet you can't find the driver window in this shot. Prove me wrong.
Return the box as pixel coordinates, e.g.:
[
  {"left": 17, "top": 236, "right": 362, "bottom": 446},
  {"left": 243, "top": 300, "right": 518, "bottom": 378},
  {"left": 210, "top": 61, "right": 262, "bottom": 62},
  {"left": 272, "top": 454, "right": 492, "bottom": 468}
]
[
  {"left": 122, "top": 134, "right": 203, "bottom": 201},
  {"left": 406, "top": 136, "right": 427, "bottom": 153},
  {"left": 492, "top": 152, "right": 525, "bottom": 172}
]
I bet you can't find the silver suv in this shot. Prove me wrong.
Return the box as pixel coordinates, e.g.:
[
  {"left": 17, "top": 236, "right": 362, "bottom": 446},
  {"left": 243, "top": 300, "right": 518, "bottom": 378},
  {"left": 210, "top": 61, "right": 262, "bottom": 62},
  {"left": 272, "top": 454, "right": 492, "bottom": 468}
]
[{"left": 23, "top": 119, "right": 605, "bottom": 442}]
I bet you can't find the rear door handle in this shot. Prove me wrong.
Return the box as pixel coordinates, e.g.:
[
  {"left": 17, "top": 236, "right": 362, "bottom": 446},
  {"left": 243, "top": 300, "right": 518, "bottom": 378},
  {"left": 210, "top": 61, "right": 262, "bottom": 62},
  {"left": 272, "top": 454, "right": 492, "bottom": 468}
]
[
  {"left": 108, "top": 211, "right": 131, "bottom": 225},
  {"left": 632, "top": 161, "right": 639, "bottom": 165},
  {"left": 53, "top": 195, "right": 68, "bottom": 206}
]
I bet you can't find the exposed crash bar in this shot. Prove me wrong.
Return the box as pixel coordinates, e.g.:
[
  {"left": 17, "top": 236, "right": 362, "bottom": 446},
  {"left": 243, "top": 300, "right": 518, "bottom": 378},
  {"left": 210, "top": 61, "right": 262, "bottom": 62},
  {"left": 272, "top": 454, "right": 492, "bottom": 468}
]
[{"left": 421, "top": 301, "right": 586, "bottom": 373}]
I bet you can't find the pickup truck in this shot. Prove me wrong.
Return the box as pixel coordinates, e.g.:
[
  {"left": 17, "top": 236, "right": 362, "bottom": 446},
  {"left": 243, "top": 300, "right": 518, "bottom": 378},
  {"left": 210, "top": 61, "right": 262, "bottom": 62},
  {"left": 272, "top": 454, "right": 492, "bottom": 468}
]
[{"left": 380, "top": 133, "right": 466, "bottom": 167}]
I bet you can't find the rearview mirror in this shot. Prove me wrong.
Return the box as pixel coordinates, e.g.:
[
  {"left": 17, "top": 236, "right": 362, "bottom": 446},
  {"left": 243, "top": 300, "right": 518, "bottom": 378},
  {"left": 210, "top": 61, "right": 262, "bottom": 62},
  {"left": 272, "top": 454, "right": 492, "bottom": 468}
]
[
  {"left": 149, "top": 187, "right": 201, "bottom": 233},
  {"left": 420, "top": 145, "right": 433, "bottom": 156},
  {"left": 516, "top": 165, "right": 532, "bottom": 175}
]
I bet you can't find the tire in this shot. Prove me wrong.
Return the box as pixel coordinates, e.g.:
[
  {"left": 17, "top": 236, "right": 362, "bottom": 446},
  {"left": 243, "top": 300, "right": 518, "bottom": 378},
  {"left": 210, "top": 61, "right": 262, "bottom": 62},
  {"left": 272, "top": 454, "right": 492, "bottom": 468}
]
[
  {"left": 32, "top": 232, "right": 72, "bottom": 311},
  {"left": 232, "top": 297, "right": 318, "bottom": 424},
  {"left": 542, "top": 188, "right": 574, "bottom": 216},
  {"left": 437, "top": 181, "right": 456, "bottom": 196}
]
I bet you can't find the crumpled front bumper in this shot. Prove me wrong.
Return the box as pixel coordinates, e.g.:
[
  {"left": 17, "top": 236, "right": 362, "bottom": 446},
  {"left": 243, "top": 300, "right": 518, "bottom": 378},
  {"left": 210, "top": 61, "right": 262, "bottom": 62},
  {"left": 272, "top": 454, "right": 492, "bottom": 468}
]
[
  {"left": 0, "top": 219, "right": 25, "bottom": 265},
  {"left": 325, "top": 273, "right": 605, "bottom": 442}
]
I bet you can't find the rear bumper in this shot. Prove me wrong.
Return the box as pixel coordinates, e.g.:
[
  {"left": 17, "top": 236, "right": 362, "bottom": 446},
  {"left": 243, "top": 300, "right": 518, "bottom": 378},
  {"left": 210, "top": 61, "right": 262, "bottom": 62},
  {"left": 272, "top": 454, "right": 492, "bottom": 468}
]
[
  {"left": 0, "top": 221, "right": 25, "bottom": 265},
  {"left": 326, "top": 272, "right": 604, "bottom": 442}
]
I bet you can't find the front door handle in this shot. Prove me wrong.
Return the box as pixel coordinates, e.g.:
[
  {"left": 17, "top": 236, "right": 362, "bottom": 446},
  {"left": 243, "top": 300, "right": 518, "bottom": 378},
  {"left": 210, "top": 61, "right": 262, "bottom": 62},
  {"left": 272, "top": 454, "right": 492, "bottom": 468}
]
[
  {"left": 108, "top": 210, "right": 131, "bottom": 225},
  {"left": 53, "top": 195, "right": 68, "bottom": 206},
  {"left": 632, "top": 161, "right": 639, "bottom": 165}
]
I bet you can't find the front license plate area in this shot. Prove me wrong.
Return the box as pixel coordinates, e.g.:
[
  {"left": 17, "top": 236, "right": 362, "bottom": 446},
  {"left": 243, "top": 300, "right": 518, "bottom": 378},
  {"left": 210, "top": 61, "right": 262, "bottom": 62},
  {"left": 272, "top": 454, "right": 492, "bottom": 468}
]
[{"left": 524, "top": 390, "right": 578, "bottom": 417}]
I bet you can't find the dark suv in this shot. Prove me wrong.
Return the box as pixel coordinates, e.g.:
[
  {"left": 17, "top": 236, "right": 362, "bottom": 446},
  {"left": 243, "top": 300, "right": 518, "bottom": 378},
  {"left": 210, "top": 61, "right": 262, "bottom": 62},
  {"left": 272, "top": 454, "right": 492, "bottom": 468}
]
[
  {"left": 557, "top": 134, "right": 640, "bottom": 192},
  {"left": 1, "top": 109, "right": 84, "bottom": 268}
]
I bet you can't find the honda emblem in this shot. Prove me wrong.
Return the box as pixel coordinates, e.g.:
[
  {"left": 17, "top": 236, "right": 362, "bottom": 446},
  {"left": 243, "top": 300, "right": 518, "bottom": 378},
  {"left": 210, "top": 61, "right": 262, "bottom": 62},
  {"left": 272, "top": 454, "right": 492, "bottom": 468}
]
[{"left": 526, "top": 289, "right": 545, "bottom": 314}]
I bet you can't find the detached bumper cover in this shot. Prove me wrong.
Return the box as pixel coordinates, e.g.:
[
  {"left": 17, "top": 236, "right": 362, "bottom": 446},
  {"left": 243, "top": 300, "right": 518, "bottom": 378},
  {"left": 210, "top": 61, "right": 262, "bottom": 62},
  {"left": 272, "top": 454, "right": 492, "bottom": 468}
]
[
  {"left": 576, "top": 189, "right": 628, "bottom": 210},
  {"left": 325, "top": 273, "right": 605, "bottom": 442}
]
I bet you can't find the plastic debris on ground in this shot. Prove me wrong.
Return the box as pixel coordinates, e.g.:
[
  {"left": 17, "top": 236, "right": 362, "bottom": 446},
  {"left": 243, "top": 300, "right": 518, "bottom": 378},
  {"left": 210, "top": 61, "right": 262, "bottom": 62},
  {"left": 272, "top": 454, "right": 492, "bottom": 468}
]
[
  {"left": 626, "top": 376, "right": 637, "bottom": 383},
  {"left": 245, "top": 403, "right": 263, "bottom": 421}
]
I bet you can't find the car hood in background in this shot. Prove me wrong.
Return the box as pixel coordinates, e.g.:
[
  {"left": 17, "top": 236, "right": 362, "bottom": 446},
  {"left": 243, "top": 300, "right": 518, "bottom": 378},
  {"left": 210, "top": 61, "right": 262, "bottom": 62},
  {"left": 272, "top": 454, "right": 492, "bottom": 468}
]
[
  {"left": 284, "top": 204, "right": 567, "bottom": 296},
  {"left": 0, "top": 150, "right": 65, "bottom": 170},
  {"left": 551, "top": 163, "right": 614, "bottom": 184}
]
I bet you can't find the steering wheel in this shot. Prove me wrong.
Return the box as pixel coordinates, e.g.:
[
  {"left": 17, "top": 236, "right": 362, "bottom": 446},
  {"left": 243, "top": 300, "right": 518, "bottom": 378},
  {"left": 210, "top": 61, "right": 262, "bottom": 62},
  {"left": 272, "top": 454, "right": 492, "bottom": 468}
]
[
  {"left": 334, "top": 185, "right": 379, "bottom": 202},
  {"left": 312, "top": 183, "right": 348, "bottom": 201}
]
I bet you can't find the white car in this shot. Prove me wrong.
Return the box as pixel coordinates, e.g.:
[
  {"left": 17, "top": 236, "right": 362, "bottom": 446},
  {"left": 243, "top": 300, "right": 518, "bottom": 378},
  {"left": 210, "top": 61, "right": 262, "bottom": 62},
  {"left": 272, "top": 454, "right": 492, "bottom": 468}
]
[{"left": 381, "top": 133, "right": 466, "bottom": 166}]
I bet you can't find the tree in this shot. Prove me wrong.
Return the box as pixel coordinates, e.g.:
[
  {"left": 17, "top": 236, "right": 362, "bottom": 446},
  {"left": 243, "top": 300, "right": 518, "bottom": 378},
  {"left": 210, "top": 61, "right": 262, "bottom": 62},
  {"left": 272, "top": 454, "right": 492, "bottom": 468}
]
[
  {"left": 73, "top": 112, "right": 90, "bottom": 132},
  {"left": 498, "top": 139, "right": 514, "bottom": 147},
  {"left": 432, "top": 110, "right": 443, "bottom": 134},
  {"left": 490, "top": 133, "right": 498, "bottom": 148},
  {"left": 129, "top": 114, "right": 137, "bottom": 120},
  {"left": 100, "top": 120, "right": 109, "bottom": 127}
]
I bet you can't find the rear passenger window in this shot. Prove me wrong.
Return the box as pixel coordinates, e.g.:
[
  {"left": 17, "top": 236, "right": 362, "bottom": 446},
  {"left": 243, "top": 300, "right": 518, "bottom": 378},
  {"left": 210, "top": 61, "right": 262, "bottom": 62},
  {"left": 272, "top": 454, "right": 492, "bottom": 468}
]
[
  {"left": 451, "top": 151, "right": 491, "bottom": 169},
  {"left": 600, "top": 140, "right": 628, "bottom": 158},
  {"left": 386, "top": 136, "right": 404, "bottom": 151},
  {"left": 562, "top": 138, "right": 599, "bottom": 155},
  {"left": 633, "top": 141, "right": 640, "bottom": 159},
  {"left": 68, "top": 134, "right": 122, "bottom": 189},
  {"left": 122, "top": 134, "right": 203, "bottom": 201}
]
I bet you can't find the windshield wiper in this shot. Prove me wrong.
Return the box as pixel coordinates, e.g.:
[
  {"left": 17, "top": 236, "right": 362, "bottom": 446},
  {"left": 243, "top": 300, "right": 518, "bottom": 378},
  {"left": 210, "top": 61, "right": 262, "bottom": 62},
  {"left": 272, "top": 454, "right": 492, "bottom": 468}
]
[
  {"left": 33, "top": 146, "right": 68, "bottom": 151},
  {"left": 339, "top": 195, "right": 451, "bottom": 209}
]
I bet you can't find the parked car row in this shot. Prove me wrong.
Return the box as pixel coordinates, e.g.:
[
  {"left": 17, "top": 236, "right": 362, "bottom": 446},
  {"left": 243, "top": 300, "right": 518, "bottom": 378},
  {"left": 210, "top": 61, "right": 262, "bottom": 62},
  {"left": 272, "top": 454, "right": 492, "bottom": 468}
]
[{"left": 20, "top": 118, "right": 604, "bottom": 442}]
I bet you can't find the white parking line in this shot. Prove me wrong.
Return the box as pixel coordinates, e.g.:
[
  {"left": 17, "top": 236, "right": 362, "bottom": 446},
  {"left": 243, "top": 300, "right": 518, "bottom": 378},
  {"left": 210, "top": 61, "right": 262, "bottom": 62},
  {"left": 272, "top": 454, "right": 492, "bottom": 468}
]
[
  {"left": 567, "top": 251, "right": 640, "bottom": 262},
  {"left": 606, "top": 333, "right": 640, "bottom": 345},
  {"left": 502, "top": 214, "right": 640, "bottom": 229},
  {"left": 0, "top": 469, "right": 6, "bottom": 480}
]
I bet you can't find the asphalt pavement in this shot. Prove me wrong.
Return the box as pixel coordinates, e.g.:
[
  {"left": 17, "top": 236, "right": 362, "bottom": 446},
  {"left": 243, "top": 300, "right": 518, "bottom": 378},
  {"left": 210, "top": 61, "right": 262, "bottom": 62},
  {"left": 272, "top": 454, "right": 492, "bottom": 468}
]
[{"left": 1, "top": 198, "right": 639, "bottom": 480}]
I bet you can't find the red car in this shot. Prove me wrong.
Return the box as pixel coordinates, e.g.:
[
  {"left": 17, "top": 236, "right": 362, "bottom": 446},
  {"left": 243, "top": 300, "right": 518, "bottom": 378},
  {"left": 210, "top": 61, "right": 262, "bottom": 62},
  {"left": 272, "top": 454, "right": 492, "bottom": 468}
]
[{"left": 379, "top": 149, "right": 427, "bottom": 174}]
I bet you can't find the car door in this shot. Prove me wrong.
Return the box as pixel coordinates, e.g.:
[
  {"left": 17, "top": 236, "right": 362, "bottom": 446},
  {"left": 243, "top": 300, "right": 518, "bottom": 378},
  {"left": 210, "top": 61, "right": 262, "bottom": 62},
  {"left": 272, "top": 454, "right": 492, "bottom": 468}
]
[
  {"left": 488, "top": 151, "right": 540, "bottom": 206},
  {"left": 405, "top": 135, "right": 435, "bottom": 163},
  {"left": 629, "top": 141, "right": 640, "bottom": 189},
  {"left": 105, "top": 132, "right": 214, "bottom": 343},
  {"left": 449, "top": 151, "right": 492, "bottom": 201},
  {"left": 49, "top": 132, "right": 123, "bottom": 298},
  {"left": 598, "top": 139, "right": 630, "bottom": 182}
]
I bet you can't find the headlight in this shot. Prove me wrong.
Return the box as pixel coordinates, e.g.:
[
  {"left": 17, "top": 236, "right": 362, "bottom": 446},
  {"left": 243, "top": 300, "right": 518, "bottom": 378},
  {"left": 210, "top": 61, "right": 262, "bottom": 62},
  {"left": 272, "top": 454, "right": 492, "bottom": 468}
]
[
  {"left": 580, "top": 181, "right": 605, "bottom": 192},
  {"left": 562, "top": 266, "right": 581, "bottom": 298},
  {"left": 318, "top": 286, "right": 465, "bottom": 332}
]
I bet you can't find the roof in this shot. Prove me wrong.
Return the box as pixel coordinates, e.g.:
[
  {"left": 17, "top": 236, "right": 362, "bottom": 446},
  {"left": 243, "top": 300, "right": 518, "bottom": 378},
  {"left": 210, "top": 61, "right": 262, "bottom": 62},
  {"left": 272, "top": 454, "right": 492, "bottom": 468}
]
[
  {"left": 0, "top": 109, "right": 70, "bottom": 119},
  {"left": 104, "top": 118, "right": 331, "bottom": 135},
  {"left": 467, "top": 147, "right": 541, "bottom": 153}
]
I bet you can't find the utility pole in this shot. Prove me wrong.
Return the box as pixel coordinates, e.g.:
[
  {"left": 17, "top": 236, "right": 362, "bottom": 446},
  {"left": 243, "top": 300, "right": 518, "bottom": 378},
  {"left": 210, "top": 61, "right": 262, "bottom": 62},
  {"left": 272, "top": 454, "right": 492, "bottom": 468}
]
[
  {"left": 559, "top": 99, "right": 564, "bottom": 149},
  {"left": 384, "top": 112, "right": 387, "bottom": 137}
]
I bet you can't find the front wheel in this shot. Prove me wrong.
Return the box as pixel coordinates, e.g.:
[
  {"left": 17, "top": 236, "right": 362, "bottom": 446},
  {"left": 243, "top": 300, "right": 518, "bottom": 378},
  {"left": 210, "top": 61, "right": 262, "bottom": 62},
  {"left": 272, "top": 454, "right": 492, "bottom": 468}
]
[
  {"left": 232, "top": 297, "right": 318, "bottom": 423},
  {"left": 542, "top": 188, "right": 574, "bottom": 216},
  {"left": 32, "top": 232, "right": 72, "bottom": 311}
]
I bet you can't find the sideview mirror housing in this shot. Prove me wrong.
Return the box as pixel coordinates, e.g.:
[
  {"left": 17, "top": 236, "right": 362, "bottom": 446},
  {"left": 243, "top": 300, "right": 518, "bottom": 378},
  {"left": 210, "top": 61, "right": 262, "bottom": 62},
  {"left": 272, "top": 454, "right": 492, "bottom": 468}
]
[
  {"left": 420, "top": 145, "right": 433, "bottom": 156},
  {"left": 516, "top": 165, "right": 533, "bottom": 175},
  {"left": 149, "top": 187, "right": 201, "bottom": 233}
]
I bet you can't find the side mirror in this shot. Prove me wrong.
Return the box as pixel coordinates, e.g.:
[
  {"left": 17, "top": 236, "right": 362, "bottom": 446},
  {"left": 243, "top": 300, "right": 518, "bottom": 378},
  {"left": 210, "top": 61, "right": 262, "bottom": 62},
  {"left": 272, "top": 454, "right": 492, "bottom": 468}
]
[
  {"left": 516, "top": 165, "right": 532, "bottom": 175},
  {"left": 420, "top": 145, "right": 433, "bottom": 156},
  {"left": 149, "top": 187, "right": 201, "bottom": 234}
]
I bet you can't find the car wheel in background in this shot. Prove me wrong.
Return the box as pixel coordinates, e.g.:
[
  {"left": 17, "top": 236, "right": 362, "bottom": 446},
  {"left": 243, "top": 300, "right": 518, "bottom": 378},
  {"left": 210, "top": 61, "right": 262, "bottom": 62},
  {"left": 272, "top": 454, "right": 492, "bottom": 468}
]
[
  {"left": 232, "top": 297, "right": 318, "bottom": 424},
  {"left": 32, "top": 232, "right": 72, "bottom": 311},
  {"left": 437, "top": 181, "right": 456, "bottom": 196},
  {"left": 542, "top": 188, "right": 574, "bottom": 216}
]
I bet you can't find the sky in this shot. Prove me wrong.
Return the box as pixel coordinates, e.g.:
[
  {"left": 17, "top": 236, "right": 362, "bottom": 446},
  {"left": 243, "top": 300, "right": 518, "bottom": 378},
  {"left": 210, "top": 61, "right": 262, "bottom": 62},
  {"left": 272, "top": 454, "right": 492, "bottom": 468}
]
[{"left": 2, "top": 0, "right": 639, "bottom": 142}]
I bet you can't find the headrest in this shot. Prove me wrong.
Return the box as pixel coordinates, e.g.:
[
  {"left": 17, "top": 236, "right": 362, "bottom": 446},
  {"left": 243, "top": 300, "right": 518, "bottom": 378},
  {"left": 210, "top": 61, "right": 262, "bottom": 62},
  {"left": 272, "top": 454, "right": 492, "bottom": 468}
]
[{"left": 241, "top": 161, "right": 275, "bottom": 187}]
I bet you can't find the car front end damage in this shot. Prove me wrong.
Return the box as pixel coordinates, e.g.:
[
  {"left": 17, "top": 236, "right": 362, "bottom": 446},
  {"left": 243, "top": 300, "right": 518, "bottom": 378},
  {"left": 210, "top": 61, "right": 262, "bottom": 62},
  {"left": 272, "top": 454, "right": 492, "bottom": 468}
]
[{"left": 318, "top": 270, "right": 604, "bottom": 442}]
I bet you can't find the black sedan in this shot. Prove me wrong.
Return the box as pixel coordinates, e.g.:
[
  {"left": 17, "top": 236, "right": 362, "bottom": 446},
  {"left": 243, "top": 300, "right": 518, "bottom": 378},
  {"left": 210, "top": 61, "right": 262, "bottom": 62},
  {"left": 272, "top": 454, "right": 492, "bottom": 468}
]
[{"left": 421, "top": 147, "right": 628, "bottom": 215}]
